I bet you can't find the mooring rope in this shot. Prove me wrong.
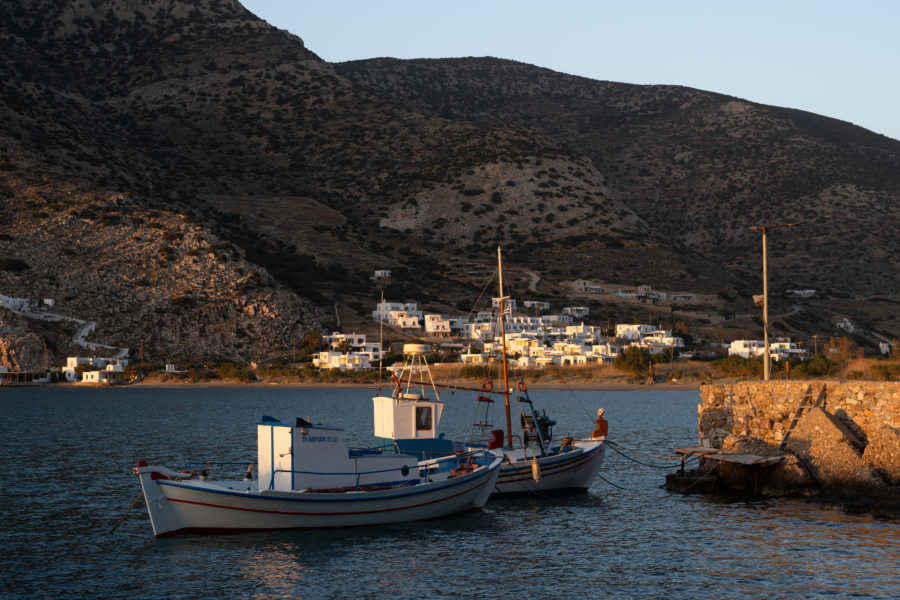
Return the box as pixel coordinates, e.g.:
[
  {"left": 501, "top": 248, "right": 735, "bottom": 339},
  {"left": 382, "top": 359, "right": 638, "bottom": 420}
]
[
  {"left": 110, "top": 492, "right": 143, "bottom": 533},
  {"left": 606, "top": 439, "right": 686, "bottom": 462},
  {"left": 596, "top": 473, "right": 636, "bottom": 491},
  {"left": 605, "top": 439, "right": 698, "bottom": 469}
]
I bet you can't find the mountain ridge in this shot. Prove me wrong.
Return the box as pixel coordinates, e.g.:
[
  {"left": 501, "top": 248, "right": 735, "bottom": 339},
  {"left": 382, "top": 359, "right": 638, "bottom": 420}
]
[{"left": 1, "top": 0, "right": 897, "bottom": 369}]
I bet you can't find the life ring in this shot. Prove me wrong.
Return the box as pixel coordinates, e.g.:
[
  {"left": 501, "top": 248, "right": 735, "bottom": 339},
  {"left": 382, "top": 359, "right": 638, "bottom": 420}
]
[
  {"left": 517, "top": 381, "right": 527, "bottom": 393},
  {"left": 482, "top": 380, "right": 494, "bottom": 392}
]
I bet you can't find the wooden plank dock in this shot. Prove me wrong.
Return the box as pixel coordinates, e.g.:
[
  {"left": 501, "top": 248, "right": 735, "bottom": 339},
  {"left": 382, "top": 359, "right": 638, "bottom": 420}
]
[
  {"left": 674, "top": 446, "right": 783, "bottom": 467},
  {"left": 666, "top": 447, "right": 784, "bottom": 494}
]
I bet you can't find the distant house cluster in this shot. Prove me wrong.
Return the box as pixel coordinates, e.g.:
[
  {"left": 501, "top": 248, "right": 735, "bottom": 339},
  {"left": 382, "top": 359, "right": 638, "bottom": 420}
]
[
  {"left": 63, "top": 356, "right": 130, "bottom": 383},
  {"left": 572, "top": 281, "right": 700, "bottom": 305},
  {"left": 352, "top": 299, "right": 686, "bottom": 370},
  {"left": 311, "top": 332, "right": 385, "bottom": 371}
]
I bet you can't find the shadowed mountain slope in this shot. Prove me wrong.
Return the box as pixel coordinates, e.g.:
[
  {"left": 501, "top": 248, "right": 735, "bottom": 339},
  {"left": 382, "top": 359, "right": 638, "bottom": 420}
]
[{"left": 1, "top": 2, "right": 897, "bottom": 366}]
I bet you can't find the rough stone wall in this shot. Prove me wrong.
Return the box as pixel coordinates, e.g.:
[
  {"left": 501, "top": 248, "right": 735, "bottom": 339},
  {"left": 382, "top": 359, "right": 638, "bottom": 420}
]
[
  {"left": 698, "top": 381, "right": 900, "bottom": 449},
  {"left": 699, "top": 381, "right": 900, "bottom": 494}
]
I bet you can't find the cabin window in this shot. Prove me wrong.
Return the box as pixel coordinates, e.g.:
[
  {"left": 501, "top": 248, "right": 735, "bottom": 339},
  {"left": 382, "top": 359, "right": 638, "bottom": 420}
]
[{"left": 416, "top": 406, "right": 432, "bottom": 431}]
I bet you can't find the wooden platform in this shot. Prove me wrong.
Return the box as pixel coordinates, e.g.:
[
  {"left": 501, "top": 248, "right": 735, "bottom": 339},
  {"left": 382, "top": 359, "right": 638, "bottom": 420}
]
[{"left": 675, "top": 446, "right": 783, "bottom": 467}]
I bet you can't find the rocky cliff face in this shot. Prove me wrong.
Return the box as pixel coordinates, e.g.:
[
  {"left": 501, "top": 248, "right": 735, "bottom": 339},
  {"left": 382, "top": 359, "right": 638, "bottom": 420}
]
[
  {"left": 0, "top": 172, "right": 325, "bottom": 365},
  {"left": 0, "top": 320, "right": 44, "bottom": 370}
]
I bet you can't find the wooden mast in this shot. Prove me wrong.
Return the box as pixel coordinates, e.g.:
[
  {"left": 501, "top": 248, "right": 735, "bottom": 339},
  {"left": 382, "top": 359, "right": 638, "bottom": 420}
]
[{"left": 497, "top": 246, "right": 514, "bottom": 448}]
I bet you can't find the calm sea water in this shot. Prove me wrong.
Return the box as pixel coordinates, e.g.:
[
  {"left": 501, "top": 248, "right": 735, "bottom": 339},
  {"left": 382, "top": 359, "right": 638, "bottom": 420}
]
[{"left": 1, "top": 385, "right": 898, "bottom": 600}]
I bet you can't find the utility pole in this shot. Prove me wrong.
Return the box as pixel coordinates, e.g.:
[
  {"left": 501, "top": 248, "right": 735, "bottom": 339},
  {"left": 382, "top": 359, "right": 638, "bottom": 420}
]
[
  {"left": 748, "top": 222, "right": 801, "bottom": 381},
  {"left": 812, "top": 334, "right": 818, "bottom": 357}
]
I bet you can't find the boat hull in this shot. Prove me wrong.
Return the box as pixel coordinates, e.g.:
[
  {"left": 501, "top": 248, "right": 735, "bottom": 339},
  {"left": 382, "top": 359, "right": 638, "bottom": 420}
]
[
  {"left": 494, "top": 439, "right": 606, "bottom": 494},
  {"left": 136, "top": 457, "right": 501, "bottom": 536}
]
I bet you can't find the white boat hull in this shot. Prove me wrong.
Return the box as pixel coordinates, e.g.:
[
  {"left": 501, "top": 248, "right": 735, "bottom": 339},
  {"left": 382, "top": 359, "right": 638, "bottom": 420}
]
[
  {"left": 494, "top": 439, "right": 606, "bottom": 494},
  {"left": 136, "top": 457, "right": 501, "bottom": 536}
]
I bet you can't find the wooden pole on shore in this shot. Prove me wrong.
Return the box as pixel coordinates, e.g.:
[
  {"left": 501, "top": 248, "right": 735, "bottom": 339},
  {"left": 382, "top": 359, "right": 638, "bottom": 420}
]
[{"left": 749, "top": 222, "right": 801, "bottom": 381}]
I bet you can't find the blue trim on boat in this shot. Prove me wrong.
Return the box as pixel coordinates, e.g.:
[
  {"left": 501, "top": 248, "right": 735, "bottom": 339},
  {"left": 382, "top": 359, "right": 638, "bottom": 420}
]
[
  {"left": 381, "top": 436, "right": 454, "bottom": 458},
  {"left": 155, "top": 459, "right": 501, "bottom": 504},
  {"left": 500, "top": 441, "right": 604, "bottom": 473}
]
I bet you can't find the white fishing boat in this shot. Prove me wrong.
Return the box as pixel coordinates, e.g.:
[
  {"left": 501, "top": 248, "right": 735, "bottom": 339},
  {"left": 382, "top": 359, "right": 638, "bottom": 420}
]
[
  {"left": 134, "top": 415, "right": 501, "bottom": 536},
  {"left": 375, "top": 247, "right": 606, "bottom": 495}
]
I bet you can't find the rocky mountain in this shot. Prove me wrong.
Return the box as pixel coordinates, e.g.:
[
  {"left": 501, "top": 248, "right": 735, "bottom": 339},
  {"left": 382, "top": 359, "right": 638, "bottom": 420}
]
[
  {"left": 335, "top": 58, "right": 900, "bottom": 330},
  {"left": 1, "top": 0, "right": 898, "bottom": 368},
  {"left": 0, "top": 173, "right": 323, "bottom": 364}
]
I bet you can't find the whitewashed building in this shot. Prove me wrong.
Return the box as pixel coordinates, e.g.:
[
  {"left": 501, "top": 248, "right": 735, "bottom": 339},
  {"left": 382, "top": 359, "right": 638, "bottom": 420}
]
[
  {"left": 573, "top": 280, "right": 605, "bottom": 294},
  {"left": 372, "top": 301, "right": 423, "bottom": 321},
  {"left": 63, "top": 356, "right": 128, "bottom": 382},
  {"left": 727, "top": 339, "right": 809, "bottom": 361},
  {"left": 424, "top": 314, "right": 452, "bottom": 337},
  {"left": 79, "top": 360, "right": 129, "bottom": 384},
  {"left": 562, "top": 306, "right": 590, "bottom": 318},
  {"left": 491, "top": 297, "right": 517, "bottom": 312},
  {"left": 322, "top": 332, "right": 382, "bottom": 362},
  {"left": 312, "top": 351, "right": 372, "bottom": 371},
  {"left": 615, "top": 324, "right": 658, "bottom": 341},
  {"left": 522, "top": 300, "right": 551, "bottom": 311}
]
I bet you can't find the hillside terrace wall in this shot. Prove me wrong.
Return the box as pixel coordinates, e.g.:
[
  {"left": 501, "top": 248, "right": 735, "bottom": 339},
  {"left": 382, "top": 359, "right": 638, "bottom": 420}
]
[{"left": 698, "top": 381, "right": 900, "bottom": 449}]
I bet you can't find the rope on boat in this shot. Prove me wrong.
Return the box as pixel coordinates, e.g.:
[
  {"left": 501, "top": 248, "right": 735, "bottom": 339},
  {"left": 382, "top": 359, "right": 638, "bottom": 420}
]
[
  {"left": 563, "top": 382, "right": 602, "bottom": 426},
  {"left": 110, "top": 492, "right": 143, "bottom": 534},
  {"left": 455, "top": 267, "right": 498, "bottom": 338},
  {"left": 596, "top": 473, "right": 636, "bottom": 491},
  {"left": 606, "top": 439, "right": 699, "bottom": 468}
]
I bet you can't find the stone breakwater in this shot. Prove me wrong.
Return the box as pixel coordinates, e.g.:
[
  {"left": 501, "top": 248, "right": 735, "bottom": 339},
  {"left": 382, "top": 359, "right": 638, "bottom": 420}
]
[{"left": 696, "top": 381, "right": 900, "bottom": 502}]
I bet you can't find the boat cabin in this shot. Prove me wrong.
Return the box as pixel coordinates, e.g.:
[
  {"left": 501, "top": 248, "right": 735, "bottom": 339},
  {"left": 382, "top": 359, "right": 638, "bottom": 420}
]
[
  {"left": 257, "top": 416, "right": 417, "bottom": 492},
  {"left": 373, "top": 392, "right": 453, "bottom": 458},
  {"left": 372, "top": 343, "right": 459, "bottom": 458}
]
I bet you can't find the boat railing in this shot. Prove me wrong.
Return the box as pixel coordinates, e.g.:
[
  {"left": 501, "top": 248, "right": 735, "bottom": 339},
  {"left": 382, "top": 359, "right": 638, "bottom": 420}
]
[
  {"left": 271, "top": 463, "right": 419, "bottom": 492},
  {"left": 185, "top": 461, "right": 256, "bottom": 480},
  {"left": 186, "top": 461, "right": 256, "bottom": 468},
  {"left": 270, "top": 451, "right": 489, "bottom": 491}
]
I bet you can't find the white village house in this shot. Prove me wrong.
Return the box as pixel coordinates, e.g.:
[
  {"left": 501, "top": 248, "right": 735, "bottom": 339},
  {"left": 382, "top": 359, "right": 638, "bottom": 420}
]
[
  {"left": 312, "top": 332, "right": 384, "bottom": 371},
  {"left": 728, "top": 338, "right": 808, "bottom": 361}
]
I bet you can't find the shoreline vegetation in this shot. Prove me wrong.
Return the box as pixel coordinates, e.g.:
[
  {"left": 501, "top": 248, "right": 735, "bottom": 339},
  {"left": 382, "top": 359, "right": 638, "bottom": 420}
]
[{"left": 123, "top": 355, "right": 899, "bottom": 390}]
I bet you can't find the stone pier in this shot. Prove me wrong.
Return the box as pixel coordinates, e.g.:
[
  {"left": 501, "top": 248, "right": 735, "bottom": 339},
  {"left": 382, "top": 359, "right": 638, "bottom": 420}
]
[{"left": 692, "top": 381, "right": 900, "bottom": 509}]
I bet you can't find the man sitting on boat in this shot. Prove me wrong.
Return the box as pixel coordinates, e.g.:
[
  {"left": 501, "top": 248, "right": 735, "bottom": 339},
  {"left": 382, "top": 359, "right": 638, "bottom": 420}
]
[{"left": 592, "top": 408, "right": 608, "bottom": 439}]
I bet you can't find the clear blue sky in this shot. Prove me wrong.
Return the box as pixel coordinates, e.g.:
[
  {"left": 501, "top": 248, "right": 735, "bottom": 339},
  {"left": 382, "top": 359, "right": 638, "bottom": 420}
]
[{"left": 241, "top": 1, "right": 900, "bottom": 141}]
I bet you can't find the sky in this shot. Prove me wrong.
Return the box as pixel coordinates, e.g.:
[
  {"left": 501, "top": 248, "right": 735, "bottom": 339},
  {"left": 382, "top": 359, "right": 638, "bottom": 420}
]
[{"left": 240, "top": 1, "right": 900, "bottom": 141}]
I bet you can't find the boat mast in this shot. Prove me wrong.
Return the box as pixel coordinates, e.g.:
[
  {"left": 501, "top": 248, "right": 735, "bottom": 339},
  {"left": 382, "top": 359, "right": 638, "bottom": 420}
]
[
  {"left": 378, "top": 290, "right": 384, "bottom": 394},
  {"left": 497, "top": 246, "right": 513, "bottom": 448}
]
